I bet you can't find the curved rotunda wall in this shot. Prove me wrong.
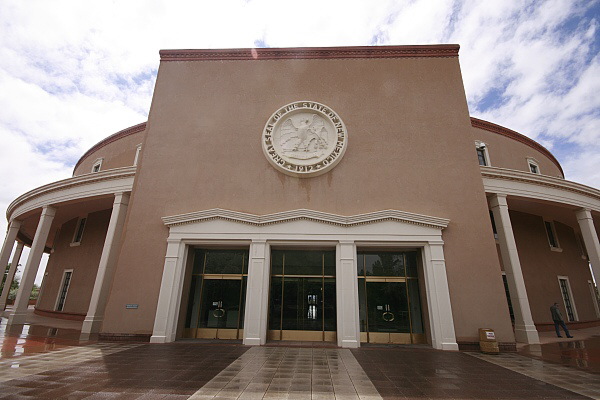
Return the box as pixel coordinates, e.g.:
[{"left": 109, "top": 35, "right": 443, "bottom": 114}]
[
  {"left": 471, "top": 123, "right": 563, "bottom": 178},
  {"left": 36, "top": 209, "right": 111, "bottom": 316},
  {"left": 73, "top": 124, "right": 146, "bottom": 176},
  {"left": 506, "top": 210, "right": 597, "bottom": 324}
]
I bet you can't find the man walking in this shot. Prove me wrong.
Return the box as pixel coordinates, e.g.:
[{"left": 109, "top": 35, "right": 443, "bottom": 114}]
[{"left": 550, "top": 302, "right": 573, "bottom": 338}]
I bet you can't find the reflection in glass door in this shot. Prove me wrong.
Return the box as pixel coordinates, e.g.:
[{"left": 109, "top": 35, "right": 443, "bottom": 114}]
[
  {"left": 268, "top": 250, "right": 336, "bottom": 342},
  {"left": 357, "top": 251, "right": 425, "bottom": 344},
  {"left": 183, "top": 249, "right": 248, "bottom": 340}
]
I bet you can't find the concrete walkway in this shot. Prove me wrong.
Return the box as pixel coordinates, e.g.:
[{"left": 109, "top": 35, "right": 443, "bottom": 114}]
[{"left": 0, "top": 308, "right": 599, "bottom": 399}]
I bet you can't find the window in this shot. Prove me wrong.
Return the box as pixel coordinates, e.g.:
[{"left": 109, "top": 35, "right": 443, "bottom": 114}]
[
  {"left": 558, "top": 276, "right": 577, "bottom": 322},
  {"left": 71, "top": 217, "right": 87, "bottom": 246},
  {"left": 55, "top": 270, "right": 73, "bottom": 312},
  {"left": 475, "top": 141, "right": 490, "bottom": 166},
  {"left": 544, "top": 220, "right": 561, "bottom": 251},
  {"left": 477, "top": 148, "right": 487, "bottom": 166},
  {"left": 134, "top": 144, "right": 142, "bottom": 166},
  {"left": 91, "top": 158, "right": 103, "bottom": 173},
  {"left": 527, "top": 158, "right": 540, "bottom": 174},
  {"left": 489, "top": 210, "right": 498, "bottom": 239},
  {"left": 501, "top": 272, "right": 515, "bottom": 323}
]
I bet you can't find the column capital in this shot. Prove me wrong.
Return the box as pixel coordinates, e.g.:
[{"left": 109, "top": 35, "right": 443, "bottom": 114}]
[
  {"left": 428, "top": 240, "right": 445, "bottom": 247},
  {"left": 489, "top": 193, "right": 508, "bottom": 208},
  {"left": 249, "top": 240, "right": 268, "bottom": 260},
  {"left": 575, "top": 208, "right": 593, "bottom": 220},
  {"left": 7, "top": 220, "right": 22, "bottom": 230},
  {"left": 41, "top": 205, "right": 57, "bottom": 217},
  {"left": 113, "top": 192, "right": 130, "bottom": 205}
]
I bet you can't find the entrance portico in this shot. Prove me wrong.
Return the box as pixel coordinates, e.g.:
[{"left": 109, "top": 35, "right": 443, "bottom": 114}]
[{"left": 151, "top": 208, "right": 458, "bottom": 350}]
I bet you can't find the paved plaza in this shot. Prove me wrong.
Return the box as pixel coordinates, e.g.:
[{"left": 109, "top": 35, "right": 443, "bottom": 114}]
[{"left": 1, "top": 309, "right": 600, "bottom": 399}]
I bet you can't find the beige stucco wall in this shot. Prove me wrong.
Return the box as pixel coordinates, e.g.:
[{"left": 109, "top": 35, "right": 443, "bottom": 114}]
[
  {"left": 37, "top": 209, "right": 110, "bottom": 314},
  {"left": 471, "top": 126, "right": 563, "bottom": 178},
  {"left": 73, "top": 130, "right": 145, "bottom": 176},
  {"left": 508, "top": 210, "right": 597, "bottom": 323},
  {"left": 101, "top": 55, "right": 514, "bottom": 343}
]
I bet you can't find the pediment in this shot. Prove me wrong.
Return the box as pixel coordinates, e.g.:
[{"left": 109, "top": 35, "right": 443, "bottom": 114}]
[{"left": 162, "top": 208, "right": 449, "bottom": 230}]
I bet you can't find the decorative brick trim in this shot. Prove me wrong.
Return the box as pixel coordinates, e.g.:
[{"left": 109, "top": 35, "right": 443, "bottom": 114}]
[
  {"left": 99, "top": 333, "right": 152, "bottom": 342},
  {"left": 160, "top": 44, "right": 460, "bottom": 62},
  {"left": 457, "top": 341, "right": 517, "bottom": 352},
  {"left": 73, "top": 122, "right": 146, "bottom": 173},
  {"left": 34, "top": 307, "right": 86, "bottom": 321},
  {"left": 471, "top": 117, "right": 563, "bottom": 177}
]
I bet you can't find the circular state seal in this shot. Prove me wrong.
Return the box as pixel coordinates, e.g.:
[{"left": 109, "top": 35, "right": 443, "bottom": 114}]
[{"left": 262, "top": 101, "right": 348, "bottom": 178}]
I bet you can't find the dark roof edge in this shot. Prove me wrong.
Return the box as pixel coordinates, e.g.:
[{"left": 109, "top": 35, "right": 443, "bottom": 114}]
[
  {"left": 72, "top": 122, "right": 147, "bottom": 173},
  {"left": 159, "top": 44, "right": 460, "bottom": 62},
  {"left": 471, "top": 117, "right": 564, "bottom": 177}
]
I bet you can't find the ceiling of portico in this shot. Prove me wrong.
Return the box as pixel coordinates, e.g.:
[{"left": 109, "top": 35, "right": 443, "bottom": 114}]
[
  {"left": 15, "top": 195, "right": 115, "bottom": 251},
  {"left": 491, "top": 195, "right": 600, "bottom": 235}
]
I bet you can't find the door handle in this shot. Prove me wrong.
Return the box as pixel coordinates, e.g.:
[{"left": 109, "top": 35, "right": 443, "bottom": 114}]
[{"left": 213, "top": 308, "right": 225, "bottom": 318}]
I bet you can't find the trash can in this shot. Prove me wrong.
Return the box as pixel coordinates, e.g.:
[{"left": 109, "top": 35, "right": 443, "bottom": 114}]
[{"left": 479, "top": 328, "right": 499, "bottom": 354}]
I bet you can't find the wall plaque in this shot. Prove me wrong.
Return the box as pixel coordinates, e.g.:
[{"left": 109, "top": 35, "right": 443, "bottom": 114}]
[{"left": 262, "top": 101, "right": 348, "bottom": 177}]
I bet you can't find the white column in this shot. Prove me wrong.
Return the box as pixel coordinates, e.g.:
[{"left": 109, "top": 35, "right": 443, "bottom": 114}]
[
  {"left": 0, "top": 241, "right": 24, "bottom": 310},
  {"left": 0, "top": 220, "right": 22, "bottom": 310},
  {"left": 7, "top": 206, "right": 56, "bottom": 325},
  {"left": 490, "top": 193, "right": 540, "bottom": 344},
  {"left": 243, "top": 240, "right": 270, "bottom": 345},
  {"left": 577, "top": 209, "right": 600, "bottom": 284},
  {"left": 336, "top": 240, "right": 360, "bottom": 348},
  {"left": 81, "top": 193, "right": 130, "bottom": 339},
  {"left": 422, "top": 242, "right": 459, "bottom": 350},
  {"left": 150, "top": 239, "right": 187, "bottom": 343}
]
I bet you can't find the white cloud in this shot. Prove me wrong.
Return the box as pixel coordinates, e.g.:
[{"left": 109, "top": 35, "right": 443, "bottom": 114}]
[
  {"left": 441, "top": 0, "right": 599, "bottom": 186},
  {"left": 0, "top": 0, "right": 598, "bottom": 284}
]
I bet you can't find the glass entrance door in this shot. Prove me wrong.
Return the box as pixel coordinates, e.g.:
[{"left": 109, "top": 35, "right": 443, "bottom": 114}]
[
  {"left": 268, "top": 250, "right": 336, "bottom": 342},
  {"left": 183, "top": 249, "right": 248, "bottom": 340},
  {"left": 196, "top": 278, "right": 244, "bottom": 339},
  {"left": 358, "top": 251, "right": 425, "bottom": 344}
]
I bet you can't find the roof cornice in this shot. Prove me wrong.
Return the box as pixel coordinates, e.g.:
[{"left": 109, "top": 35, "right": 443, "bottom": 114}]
[
  {"left": 8, "top": 166, "right": 136, "bottom": 221},
  {"left": 73, "top": 122, "right": 147, "bottom": 173},
  {"left": 470, "top": 117, "right": 563, "bottom": 177},
  {"left": 481, "top": 166, "right": 600, "bottom": 211},
  {"left": 159, "top": 44, "right": 460, "bottom": 62}
]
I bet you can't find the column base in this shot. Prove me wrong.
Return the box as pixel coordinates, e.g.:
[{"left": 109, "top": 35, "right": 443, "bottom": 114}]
[
  {"left": 514, "top": 324, "right": 540, "bottom": 344},
  {"left": 6, "top": 312, "right": 27, "bottom": 325},
  {"left": 339, "top": 339, "right": 360, "bottom": 348},
  {"left": 243, "top": 337, "right": 262, "bottom": 346},
  {"left": 81, "top": 316, "right": 103, "bottom": 335},
  {"left": 440, "top": 341, "right": 460, "bottom": 351},
  {"left": 150, "top": 335, "right": 168, "bottom": 343}
]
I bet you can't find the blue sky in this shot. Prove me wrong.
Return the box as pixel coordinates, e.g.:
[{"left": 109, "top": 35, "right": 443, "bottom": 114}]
[{"left": 0, "top": 0, "right": 598, "bottom": 282}]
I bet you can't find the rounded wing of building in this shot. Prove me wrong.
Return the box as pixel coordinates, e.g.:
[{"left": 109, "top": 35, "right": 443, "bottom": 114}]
[{"left": 2, "top": 45, "right": 599, "bottom": 351}]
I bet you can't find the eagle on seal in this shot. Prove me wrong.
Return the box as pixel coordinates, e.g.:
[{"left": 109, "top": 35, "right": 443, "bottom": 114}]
[{"left": 279, "top": 114, "right": 329, "bottom": 158}]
